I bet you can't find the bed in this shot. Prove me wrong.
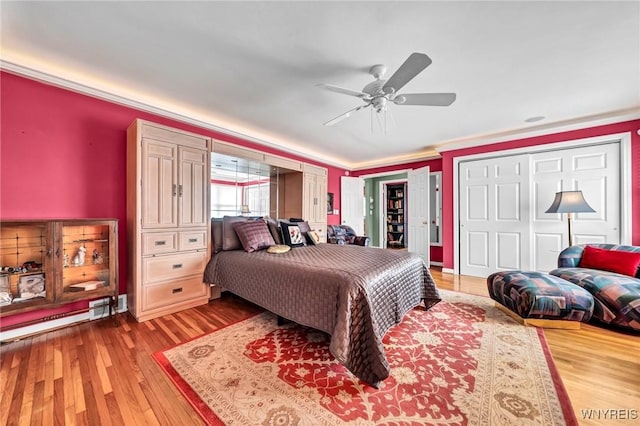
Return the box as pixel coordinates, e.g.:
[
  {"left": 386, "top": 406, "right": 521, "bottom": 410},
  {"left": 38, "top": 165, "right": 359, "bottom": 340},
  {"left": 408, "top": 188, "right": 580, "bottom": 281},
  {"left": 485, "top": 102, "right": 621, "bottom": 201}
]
[{"left": 203, "top": 240, "right": 441, "bottom": 387}]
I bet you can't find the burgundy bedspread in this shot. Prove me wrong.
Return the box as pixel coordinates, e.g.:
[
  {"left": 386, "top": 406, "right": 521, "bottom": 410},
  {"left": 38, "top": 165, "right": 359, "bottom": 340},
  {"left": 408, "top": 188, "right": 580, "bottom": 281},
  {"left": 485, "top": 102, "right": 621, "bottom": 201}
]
[{"left": 203, "top": 244, "right": 440, "bottom": 386}]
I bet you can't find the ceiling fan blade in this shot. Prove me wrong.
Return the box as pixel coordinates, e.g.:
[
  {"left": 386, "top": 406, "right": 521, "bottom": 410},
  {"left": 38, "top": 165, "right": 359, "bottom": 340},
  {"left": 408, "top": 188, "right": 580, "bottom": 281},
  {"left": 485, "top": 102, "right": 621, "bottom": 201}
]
[
  {"left": 316, "top": 83, "right": 368, "bottom": 98},
  {"left": 324, "top": 104, "right": 370, "bottom": 126},
  {"left": 394, "top": 93, "right": 456, "bottom": 106},
  {"left": 382, "top": 52, "right": 432, "bottom": 94}
]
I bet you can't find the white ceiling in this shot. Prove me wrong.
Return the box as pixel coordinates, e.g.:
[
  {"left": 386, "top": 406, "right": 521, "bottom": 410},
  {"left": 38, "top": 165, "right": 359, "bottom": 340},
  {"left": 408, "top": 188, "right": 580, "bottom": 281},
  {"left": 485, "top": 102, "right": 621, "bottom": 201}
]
[{"left": 2, "top": 1, "right": 639, "bottom": 169}]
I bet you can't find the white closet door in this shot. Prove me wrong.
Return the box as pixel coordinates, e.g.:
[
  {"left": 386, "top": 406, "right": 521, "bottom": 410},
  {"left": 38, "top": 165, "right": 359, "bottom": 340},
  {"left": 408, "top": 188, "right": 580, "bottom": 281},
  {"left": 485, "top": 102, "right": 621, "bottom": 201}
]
[
  {"left": 531, "top": 143, "right": 620, "bottom": 271},
  {"left": 459, "top": 142, "right": 621, "bottom": 277},
  {"left": 459, "top": 155, "right": 531, "bottom": 277}
]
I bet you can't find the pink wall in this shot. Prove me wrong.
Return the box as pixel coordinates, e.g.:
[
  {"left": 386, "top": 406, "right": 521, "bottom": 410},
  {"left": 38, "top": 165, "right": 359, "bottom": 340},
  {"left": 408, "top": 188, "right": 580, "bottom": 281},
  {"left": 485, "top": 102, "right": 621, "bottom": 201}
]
[
  {"left": 353, "top": 121, "right": 640, "bottom": 271},
  {"left": 0, "top": 71, "right": 346, "bottom": 327}
]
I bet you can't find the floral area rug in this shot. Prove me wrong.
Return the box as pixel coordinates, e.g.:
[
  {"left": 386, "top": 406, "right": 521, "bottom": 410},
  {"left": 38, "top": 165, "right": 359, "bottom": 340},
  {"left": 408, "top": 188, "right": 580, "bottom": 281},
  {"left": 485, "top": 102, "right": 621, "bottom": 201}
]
[{"left": 153, "top": 290, "right": 577, "bottom": 425}]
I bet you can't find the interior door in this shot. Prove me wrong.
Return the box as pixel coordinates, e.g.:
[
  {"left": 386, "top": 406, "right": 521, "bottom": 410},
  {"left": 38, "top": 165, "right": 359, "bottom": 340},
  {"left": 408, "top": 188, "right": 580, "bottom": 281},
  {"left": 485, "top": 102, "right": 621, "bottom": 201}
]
[
  {"left": 459, "top": 155, "right": 531, "bottom": 277},
  {"left": 530, "top": 143, "right": 620, "bottom": 271},
  {"left": 408, "top": 166, "right": 430, "bottom": 264},
  {"left": 340, "top": 176, "right": 365, "bottom": 235}
]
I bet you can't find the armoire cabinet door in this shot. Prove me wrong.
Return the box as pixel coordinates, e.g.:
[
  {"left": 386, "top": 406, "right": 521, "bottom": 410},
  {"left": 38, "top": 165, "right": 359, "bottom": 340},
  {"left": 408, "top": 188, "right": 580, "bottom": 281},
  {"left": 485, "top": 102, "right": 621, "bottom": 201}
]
[
  {"left": 303, "top": 173, "right": 328, "bottom": 224},
  {"left": 313, "top": 174, "right": 327, "bottom": 222},
  {"left": 142, "top": 139, "right": 178, "bottom": 229},
  {"left": 179, "top": 146, "right": 209, "bottom": 228}
]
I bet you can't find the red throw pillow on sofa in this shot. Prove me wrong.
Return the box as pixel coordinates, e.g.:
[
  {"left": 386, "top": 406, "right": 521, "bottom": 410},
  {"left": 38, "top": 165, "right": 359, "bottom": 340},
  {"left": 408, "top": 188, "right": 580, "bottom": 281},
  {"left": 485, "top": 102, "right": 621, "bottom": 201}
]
[{"left": 579, "top": 245, "right": 640, "bottom": 277}]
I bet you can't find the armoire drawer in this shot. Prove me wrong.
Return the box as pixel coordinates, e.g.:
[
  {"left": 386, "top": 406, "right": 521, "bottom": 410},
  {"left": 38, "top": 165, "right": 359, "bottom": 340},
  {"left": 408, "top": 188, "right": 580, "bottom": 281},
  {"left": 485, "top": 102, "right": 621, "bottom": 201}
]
[
  {"left": 142, "top": 276, "right": 208, "bottom": 311},
  {"left": 142, "top": 232, "right": 178, "bottom": 255},
  {"left": 142, "top": 251, "right": 206, "bottom": 283},
  {"left": 179, "top": 230, "right": 207, "bottom": 251}
]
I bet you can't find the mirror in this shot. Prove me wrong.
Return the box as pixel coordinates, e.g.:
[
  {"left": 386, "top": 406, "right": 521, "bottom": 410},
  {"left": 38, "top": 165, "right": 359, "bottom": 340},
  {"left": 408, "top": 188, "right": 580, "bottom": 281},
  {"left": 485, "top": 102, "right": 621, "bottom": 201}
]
[{"left": 210, "top": 152, "right": 301, "bottom": 219}]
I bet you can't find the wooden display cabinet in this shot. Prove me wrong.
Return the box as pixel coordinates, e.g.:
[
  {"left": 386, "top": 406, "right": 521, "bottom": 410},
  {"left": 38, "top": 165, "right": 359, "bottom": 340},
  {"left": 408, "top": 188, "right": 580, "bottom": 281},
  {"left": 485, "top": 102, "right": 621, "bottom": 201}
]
[{"left": 0, "top": 219, "right": 118, "bottom": 319}]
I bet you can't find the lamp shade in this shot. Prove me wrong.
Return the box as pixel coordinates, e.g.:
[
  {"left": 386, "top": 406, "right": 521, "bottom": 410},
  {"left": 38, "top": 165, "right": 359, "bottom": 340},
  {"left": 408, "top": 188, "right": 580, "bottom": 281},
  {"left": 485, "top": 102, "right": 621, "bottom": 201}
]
[
  {"left": 545, "top": 191, "right": 595, "bottom": 214},
  {"left": 241, "top": 204, "right": 251, "bottom": 214}
]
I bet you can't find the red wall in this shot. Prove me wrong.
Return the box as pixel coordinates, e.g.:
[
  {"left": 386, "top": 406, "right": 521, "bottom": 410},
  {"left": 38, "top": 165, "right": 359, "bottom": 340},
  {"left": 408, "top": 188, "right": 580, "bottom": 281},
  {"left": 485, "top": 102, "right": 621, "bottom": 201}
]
[
  {"left": 355, "top": 121, "right": 640, "bottom": 271},
  {"left": 0, "top": 71, "right": 346, "bottom": 327}
]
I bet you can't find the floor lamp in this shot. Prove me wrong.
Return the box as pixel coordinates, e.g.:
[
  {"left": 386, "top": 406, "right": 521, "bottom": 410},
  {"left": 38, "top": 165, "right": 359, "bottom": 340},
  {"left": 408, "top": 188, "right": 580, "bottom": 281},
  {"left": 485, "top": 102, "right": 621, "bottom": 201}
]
[{"left": 545, "top": 190, "right": 595, "bottom": 246}]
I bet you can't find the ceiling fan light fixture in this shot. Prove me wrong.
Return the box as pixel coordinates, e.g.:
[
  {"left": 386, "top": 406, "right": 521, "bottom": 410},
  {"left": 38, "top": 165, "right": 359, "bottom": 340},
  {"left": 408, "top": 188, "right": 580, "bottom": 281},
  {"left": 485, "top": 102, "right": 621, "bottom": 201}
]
[
  {"left": 393, "top": 95, "right": 406, "bottom": 105},
  {"left": 369, "top": 64, "right": 387, "bottom": 80},
  {"left": 372, "top": 96, "right": 387, "bottom": 112},
  {"left": 318, "top": 52, "right": 456, "bottom": 127}
]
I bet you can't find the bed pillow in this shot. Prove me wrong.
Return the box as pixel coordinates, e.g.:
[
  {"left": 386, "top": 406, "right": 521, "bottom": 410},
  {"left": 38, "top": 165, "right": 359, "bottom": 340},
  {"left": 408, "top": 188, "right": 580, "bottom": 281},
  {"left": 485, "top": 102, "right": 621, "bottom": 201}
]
[
  {"left": 579, "top": 245, "right": 640, "bottom": 277},
  {"left": 291, "top": 220, "right": 311, "bottom": 233},
  {"left": 222, "top": 216, "right": 250, "bottom": 251},
  {"left": 263, "top": 217, "right": 283, "bottom": 245},
  {"left": 211, "top": 219, "right": 223, "bottom": 254},
  {"left": 287, "top": 220, "right": 313, "bottom": 244},
  {"left": 281, "top": 222, "right": 306, "bottom": 247},
  {"left": 232, "top": 220, "right": 275, "bottom": 252}
]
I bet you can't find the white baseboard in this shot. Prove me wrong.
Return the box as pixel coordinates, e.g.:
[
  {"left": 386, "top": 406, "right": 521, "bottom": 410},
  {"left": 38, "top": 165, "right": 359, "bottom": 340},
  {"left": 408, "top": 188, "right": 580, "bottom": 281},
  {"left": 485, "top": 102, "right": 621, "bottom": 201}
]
[
  {"left": 442, "top": 267, "right": 456, "bottom": 274},
  {"left": 1, "top": 295, "right": 128, "bottom": 343},
  {"left": 430, "top": 261, "right": 443, "bottom": 267}
]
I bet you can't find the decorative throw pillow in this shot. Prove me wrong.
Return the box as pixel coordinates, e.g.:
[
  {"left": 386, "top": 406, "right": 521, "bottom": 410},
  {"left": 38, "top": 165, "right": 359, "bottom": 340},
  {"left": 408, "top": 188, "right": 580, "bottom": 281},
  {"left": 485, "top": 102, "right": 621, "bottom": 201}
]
[
  {"left": 281, "top": 222, "right": 305, "bottom": 247},
  {"left": 306, "top": 230, "right": 321, "bottom": 245},
  {"left": 222, "top": 216, "right": 250, "bottom": 251},
  {"left": 292, "top": 220, "right": 311, "bottom": 234},
  {"left": 579, "top": 245, "right": 640, "bottom": 277},
  {"left": 292, "top": 221, "right": 315, "bottom": 244},
  {"left": 232, "top": 220, "right": 275, "bottom": 252},
  {"left": 266, "top": 244, "right": 291, "bottom": 254}
]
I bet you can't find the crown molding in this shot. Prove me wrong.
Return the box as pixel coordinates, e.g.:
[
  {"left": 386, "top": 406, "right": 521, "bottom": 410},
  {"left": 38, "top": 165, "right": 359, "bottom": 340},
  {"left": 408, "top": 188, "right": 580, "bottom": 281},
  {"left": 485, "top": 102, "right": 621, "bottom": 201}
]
[
  {"left": 435, "top": 107, "right": 640, "bottom": 153},
  {"left": 3, "top": 58, "right": 638, "bottom": 171},
  {"left": 0, "top": 59, "right": 352, "bottom": 170},
  {"left": 350, "top": 149, "right": 442, "bottom": 171}
]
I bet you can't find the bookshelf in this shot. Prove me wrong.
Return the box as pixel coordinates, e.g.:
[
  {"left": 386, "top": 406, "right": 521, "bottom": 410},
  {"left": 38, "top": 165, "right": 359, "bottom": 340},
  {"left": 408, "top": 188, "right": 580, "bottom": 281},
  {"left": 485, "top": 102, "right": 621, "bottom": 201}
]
[{"left": 386, "top": 183, "right": 406, "bottom": 249}]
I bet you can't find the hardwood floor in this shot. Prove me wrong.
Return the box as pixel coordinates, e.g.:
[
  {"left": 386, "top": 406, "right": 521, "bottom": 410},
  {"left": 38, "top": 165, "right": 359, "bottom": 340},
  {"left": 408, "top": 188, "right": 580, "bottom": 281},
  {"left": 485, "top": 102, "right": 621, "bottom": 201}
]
[
  {"left": 435, "top": 270, "right": 640, "bottom": 426},
  {"left": 1, "top": 270, "right": 638, "bottom": 425}
]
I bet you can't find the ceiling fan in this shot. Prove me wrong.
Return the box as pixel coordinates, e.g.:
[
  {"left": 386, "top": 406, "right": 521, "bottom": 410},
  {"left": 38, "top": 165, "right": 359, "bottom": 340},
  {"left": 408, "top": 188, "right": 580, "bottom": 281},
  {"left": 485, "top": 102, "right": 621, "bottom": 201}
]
[{"left": 318, "top": 52, "right": 456, "bottom": 127}]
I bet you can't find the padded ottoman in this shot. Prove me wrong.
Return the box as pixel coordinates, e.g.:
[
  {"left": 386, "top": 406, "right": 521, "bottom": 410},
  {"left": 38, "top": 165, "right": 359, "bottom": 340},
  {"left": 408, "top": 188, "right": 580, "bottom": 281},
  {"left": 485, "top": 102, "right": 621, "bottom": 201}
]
[{"left": 487, "top": 271, "right": 595, "bottom": 329}]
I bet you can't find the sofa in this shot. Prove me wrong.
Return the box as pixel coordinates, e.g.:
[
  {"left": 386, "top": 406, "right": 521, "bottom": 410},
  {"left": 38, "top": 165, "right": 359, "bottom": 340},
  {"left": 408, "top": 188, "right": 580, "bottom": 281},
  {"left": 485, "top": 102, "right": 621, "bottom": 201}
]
[
  {"left": 549, "top": 244, "right": 640, "bottom": 331},
  {"left": 326, "top": 225, "right": 370, "bottom": 246},
  {"left": 487, "top": 244, "right": 640, "bottom": 331}
]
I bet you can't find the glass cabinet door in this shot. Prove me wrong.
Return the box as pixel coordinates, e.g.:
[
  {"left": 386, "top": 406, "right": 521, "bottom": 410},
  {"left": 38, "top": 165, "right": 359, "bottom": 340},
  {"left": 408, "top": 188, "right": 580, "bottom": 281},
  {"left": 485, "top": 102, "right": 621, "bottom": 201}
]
[
  {"left": 0, "top": 221, "right": 54, "bottom": 313},
  {"left": 58, "top": 221, "right": 117, "bottom": 300}
]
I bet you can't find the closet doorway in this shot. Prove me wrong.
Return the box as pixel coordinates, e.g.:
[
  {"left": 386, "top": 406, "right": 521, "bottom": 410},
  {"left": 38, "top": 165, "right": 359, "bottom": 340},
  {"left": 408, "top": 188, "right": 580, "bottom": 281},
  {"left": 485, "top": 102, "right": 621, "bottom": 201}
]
[
  {"left": 356, "top": 167, "right": 433, "bottom": 264},
  {"left": 382, "top": 180, "right": 408, "bottom": 249}
]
